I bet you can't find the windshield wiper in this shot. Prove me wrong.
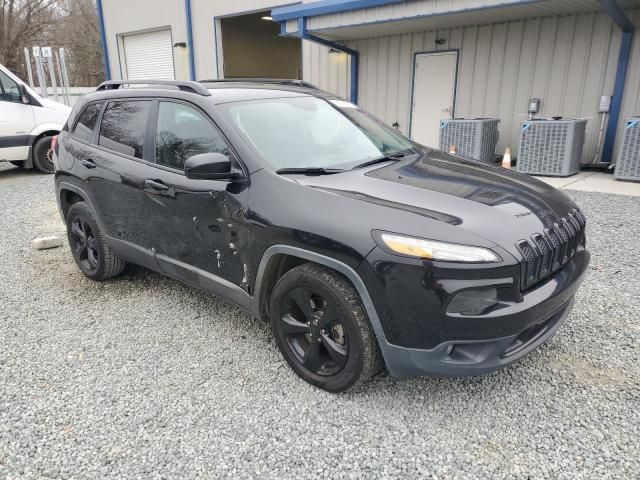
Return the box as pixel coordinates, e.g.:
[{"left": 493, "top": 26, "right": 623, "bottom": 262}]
[
  {"left": 352, "top": 151, "right": 409, "bottom": 170},
  {"left": 276, "top": 167, "right": 344, "bottom": 175}
]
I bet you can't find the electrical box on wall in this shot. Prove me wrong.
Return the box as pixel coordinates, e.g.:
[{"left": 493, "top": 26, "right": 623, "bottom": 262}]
[
  {"left": 528, "top": 98, "right": 541, "bottom": 114},
  {"left": 599, "top": 96, "right": 612, "bottom": 113}
]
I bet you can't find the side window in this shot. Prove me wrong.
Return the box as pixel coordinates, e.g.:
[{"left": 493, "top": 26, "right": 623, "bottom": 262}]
[
  {"left": 155, "top": 101, "right": 231, "bottom": 170},
  {"left": 99, "top": 100, "right": 152, "bottom": 159},
  {"left": 0, "top": 70, "right": 21, "bottom": 103},
  {"left": 72, "top": 102, "right": 103, "bottom": 143}
]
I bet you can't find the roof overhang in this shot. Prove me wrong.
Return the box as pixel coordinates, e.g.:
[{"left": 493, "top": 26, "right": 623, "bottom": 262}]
[{"left": 274, "top": 0, "right": 640, "bottom": 41}]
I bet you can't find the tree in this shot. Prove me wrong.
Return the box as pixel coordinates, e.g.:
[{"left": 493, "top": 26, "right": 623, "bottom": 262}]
[{"left": 0, "top": 0, "right": 103, "bottom": 86}]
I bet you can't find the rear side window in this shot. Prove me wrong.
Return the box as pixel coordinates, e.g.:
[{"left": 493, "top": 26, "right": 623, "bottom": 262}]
[
  {"left": 72, "top": 102, "right": 102, "bottom": 142},
  {"left": 155, "top": 101, "right": 231, "bottom": 170},
  {"left": 99, "top": 100, "right": 152, "bottom": 159}
]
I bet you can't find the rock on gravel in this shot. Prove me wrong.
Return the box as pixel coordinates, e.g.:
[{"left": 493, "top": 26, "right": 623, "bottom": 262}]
[
  {"left": 32, "top": 236, "right": 63, "bottom": 250},
  {"left": 0, "top": 162, "right": 638, "bottom": 479}
]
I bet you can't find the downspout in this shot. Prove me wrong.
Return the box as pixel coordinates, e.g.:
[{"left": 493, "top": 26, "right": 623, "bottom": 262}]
[
  {"left": 185, "top": 0, "right": 196, "bottom": 80},
  {"left": 95, "top": 0, "right": 111, "bottom": 81},
  {"left": 599, "top": 0, "right": 634, "bottom": 164},
  {"left": 285, "top": 17, "right": 359, "bottom": 104}
]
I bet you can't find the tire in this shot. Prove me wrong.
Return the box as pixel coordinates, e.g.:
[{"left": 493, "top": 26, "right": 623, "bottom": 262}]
[
  {"left": 65, "top": 202, "right": 125, "bottom": 281},
  {"left": 32, "top": 136, "right": 55, "bottom": 173},
  {"left": 269, "top": 263, "right": 382, "bottom": 392}
]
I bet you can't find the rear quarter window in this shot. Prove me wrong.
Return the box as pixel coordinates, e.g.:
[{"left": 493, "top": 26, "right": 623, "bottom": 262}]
[
  {"left": 98, "top": 100, "right": 152, "bottom": 159},
  {"left": 71, "top": 102, "right": 103, "bottom": 142}
]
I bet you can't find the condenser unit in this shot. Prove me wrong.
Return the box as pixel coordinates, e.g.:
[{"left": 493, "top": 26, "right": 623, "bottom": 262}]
[
  {"left": 439, "top": 118, "right": 499, "bottom": 164},
  {"left": 517, "top": 118, "right": 587, "bottom": 177},
  {"left": 614, "top": 118, "right": 640, "bottom": 182}
]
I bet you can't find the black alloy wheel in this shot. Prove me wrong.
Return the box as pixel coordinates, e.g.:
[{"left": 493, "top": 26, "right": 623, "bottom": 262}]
[
  {"left": 270, "top": 263, "right": 381, "bottom": 392},
  {"left": 65, "top": 202, "right": 125, "bottom": 281},
  {"left": 281, "top": 286, "right": 349, "bottom": 376},
  {"left": 69, "top": 217, "right": 99, "bottom": 272}
]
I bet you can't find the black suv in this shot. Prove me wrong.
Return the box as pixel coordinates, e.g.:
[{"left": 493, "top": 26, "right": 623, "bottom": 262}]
[{"left": 54, "top": 79, "right": 590, "bottom": 392}]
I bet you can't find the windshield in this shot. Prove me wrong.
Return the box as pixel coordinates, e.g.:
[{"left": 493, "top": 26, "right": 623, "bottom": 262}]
[{"left": 220, "top": 96, "right": 414, "bottom": 170}]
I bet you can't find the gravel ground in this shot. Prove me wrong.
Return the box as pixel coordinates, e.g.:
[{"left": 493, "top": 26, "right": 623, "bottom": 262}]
[{"left": 0, "top": 162, "right": 638, "bottom": 480}]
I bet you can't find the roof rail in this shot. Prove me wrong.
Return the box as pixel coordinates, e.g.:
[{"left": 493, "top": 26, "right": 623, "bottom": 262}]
[
  {"left": 96, "top": 80, "right": 211, "bottom": 96},
  {"left": 199, "top": 78, "right": 319, "bottom": 89}
]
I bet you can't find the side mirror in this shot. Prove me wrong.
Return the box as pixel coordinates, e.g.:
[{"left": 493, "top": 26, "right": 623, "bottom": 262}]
[
  {"left": 18, "top": 84, "right": 30, "bottom": 105},
  {"left": 184, "top": 152, "right": 241, "bottom": 181}
]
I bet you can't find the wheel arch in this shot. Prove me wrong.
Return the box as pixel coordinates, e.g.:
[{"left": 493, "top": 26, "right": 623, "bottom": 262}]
[{"left": 252, "top": 245, "right": 386, "bottom": 340}]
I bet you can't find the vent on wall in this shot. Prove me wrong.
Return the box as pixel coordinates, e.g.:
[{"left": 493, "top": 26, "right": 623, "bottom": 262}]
[
  {"left": 614, "top": 118, "right": 640, "bottom": 182},
  {"left": 517, "top": 119, "right": 587, "bottom": 177},
  {"left": 439, "top": 118, "right": 499, "bottom": 164}
]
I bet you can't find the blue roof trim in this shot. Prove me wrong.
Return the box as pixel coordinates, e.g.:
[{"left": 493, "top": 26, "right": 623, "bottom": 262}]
[{"left": 272, "top": 0, "right": 406, "bottom": 22}]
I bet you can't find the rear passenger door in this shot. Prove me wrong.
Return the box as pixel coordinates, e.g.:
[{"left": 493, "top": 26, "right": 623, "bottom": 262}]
[
  {"left": 79, "top": 99, "right": 156, "bottom": 269},
  {"left": 144, "top": 100, "right": 251, "bottom": 292}
]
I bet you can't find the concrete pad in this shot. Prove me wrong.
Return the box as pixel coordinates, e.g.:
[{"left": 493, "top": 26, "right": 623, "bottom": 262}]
[{"left": 534, "top": 172, "right": 640, "bottom": 197}]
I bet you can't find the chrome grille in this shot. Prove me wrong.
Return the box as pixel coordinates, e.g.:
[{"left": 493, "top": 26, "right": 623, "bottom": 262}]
[{"left": 516, "top": 209, "right": 586, "bottom": 290}]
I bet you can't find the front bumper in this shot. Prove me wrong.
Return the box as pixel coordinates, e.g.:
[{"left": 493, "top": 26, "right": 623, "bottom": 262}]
[{"left": 361, "top": 248, "right": 589, "bottom": 378}]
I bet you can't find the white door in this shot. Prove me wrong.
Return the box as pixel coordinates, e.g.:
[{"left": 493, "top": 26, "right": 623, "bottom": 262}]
[
  {"left": 0, "top": 69, "right": 35, "bottom": 161},
  {"left": 123, "top": 29, "right": 175, "bottom": 80},
  {"left": 410, "top": 51, "right": 458, "bottom": 148}
]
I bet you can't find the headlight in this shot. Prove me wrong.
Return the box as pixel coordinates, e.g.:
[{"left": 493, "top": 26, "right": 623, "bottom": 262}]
[{"left": 378, "top": 233, "right": 501, "bottom": 263}]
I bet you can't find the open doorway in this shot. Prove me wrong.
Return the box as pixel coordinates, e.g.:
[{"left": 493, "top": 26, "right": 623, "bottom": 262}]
[{"left": 219, "top": 11, "right": 301, "bottom": 79}]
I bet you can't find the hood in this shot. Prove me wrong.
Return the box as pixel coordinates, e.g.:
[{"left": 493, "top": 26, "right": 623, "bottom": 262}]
[
  {"left": 292, "top": 149, "right": 579, "bottom": 258},
  {"left": 39, "top": 97, "right": 72, "bottom": 113}
]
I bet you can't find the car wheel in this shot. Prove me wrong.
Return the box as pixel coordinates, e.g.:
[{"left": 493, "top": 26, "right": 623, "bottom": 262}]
[
  {"left": 66, "top": 202, "right": 125, "bottom": 281},
  {"left": 32, "top": 136, "right": 55, "bottom": 173},
  {"left": 269, "top": 263, "right": 382, "bottom": 392}
]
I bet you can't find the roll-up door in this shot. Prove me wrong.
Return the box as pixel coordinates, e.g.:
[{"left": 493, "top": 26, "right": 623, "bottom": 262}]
[{"left": 123, "top": 29, "right": 174, "bottom": 80}]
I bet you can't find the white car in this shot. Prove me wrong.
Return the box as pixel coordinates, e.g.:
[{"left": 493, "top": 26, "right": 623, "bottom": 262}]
[{"left": 0, "top": 63, "right": 71, "bottom": 173}]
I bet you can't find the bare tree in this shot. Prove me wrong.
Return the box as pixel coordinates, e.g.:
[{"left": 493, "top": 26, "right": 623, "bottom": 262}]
[{"left": 0, "top": 0, "right": 103, "bottom": 86}]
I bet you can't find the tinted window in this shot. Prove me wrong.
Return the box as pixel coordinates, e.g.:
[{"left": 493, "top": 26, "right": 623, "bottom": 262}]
[
  {"left": 99, "top": 100, "right": 151, "bottom": 159},
  {"left": 155, "top": 102, "right": 231, "bottom": 170},
  {"left": 0, "top": 70, "right": 21, "bottom": 103},
  {"left": 72, "top": 102, "right": 102, "bottom": 142}
]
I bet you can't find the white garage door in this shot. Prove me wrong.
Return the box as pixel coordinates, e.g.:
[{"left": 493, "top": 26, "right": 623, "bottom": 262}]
[{"left": 123, "top": 29, "right": 174, "bottom": 80}]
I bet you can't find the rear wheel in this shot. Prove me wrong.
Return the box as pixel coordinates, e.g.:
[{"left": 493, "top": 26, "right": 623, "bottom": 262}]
[
  {"left": 269, "top": 263, "right": 381, "bottom": 392},
  {"left": 32, "top": 136, "right": 55, "bottom": 173},
  {"left": 66, "top": 202, "right": 125, "bottom": 281}
]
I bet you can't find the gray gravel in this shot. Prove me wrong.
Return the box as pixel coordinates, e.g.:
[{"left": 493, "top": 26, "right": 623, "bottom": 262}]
[{"left": 0, "top": 162, "right": 638, "bottom": 479}]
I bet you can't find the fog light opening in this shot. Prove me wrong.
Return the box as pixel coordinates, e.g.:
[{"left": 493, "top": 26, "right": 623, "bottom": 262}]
[{"left": 446, "top": 287, "right": 499, "bottom": 316}]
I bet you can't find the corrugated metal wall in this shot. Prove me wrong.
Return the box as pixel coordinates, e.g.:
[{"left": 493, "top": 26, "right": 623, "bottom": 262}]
[
  {"left": 302, "top": 41, "right": 351, "bottom": 100},
  {"left": 329, "top": 10, "right": 639, "bottom": 162}
]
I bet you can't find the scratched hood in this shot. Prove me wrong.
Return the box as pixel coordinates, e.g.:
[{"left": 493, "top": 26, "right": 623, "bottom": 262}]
[{"left": 294, "top": 149, "right": 580, "bottom": 257}]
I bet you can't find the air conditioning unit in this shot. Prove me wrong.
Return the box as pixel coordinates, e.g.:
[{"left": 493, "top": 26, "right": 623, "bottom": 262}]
[
  {"left": 517, "top": 118, "right": 587, "bottom": 177},
  {"left": 439, "top": 118, "right": 499, "bottom": 164},
  {"left": 614, "top": 117, "right": 640, "bottom": 182}
]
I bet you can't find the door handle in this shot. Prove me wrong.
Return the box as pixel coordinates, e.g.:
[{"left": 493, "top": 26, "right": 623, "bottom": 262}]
[
  {"left": 144, "top": 179, "right": 169, "bottom": 191},
  {"left": 80, "top": 159, "right": 96, "bottom": 169}
]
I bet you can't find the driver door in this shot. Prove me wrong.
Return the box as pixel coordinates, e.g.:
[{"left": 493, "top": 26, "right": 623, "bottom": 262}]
[
  {"left": 0, "top": 69, "right": 35, "bottom": 161},
  {"left": 144, "top": 100, "right": 251, "bottom": 298}
]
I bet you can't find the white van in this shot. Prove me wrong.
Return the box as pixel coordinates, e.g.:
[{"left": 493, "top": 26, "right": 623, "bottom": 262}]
[{"left": 0, "top": 64, "right": 71, "bottom": 173}]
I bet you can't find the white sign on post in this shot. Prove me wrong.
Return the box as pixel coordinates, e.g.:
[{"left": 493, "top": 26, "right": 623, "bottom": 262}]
[
  {"left": 41, "top": 47, "right": 52, "bottom": 58},
  {"left": 32, "top": 46, "right": 41, "bottom": 57}
]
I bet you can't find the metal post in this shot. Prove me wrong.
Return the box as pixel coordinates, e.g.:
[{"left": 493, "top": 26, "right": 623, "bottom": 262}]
[
  {"left": 33, "top": 48, "right": 48, "bottom": 98},
  {"left": 59, "top": 48, "right": 72, "bottom": 105},
  {"left": 23, "top": 48, "right": 35, "bottom": 88},
  {"left": 54, "top": 50, "right": 69, "bottom": 105},
  {"left": 46, "top": 56, "right": 59, "bottom": 102}
]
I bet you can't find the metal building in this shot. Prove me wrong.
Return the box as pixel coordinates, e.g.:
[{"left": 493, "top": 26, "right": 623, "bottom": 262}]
[{"left": 97, "top": 0, "right": 640, "bottom": 165}]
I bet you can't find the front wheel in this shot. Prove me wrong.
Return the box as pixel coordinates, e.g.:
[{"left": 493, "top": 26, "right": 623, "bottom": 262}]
[{"left": 269, "top": 263, "right": 382, "bottom": 392}]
